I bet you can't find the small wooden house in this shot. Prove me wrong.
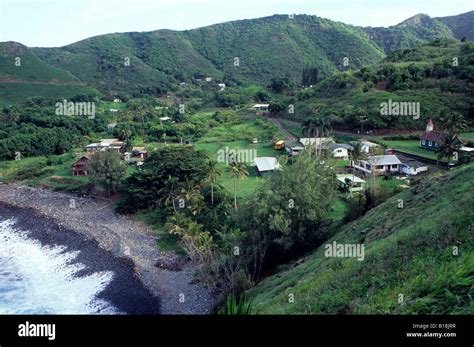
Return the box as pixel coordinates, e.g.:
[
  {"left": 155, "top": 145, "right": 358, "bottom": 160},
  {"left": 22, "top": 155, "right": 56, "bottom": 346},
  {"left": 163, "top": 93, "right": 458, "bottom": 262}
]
[{"left": 72, "top": 156, "right": 90, "bottom": 176}]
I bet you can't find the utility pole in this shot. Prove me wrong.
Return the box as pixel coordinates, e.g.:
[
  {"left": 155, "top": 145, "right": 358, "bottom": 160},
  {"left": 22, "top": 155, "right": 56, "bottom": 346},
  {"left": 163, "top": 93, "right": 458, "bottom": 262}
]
[{"left": 359, "top": 115, "right": 367, "bottom": 137}]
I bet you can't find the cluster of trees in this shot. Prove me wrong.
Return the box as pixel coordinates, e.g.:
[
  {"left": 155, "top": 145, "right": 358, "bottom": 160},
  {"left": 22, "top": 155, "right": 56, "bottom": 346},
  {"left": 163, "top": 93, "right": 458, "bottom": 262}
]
[{"left": 0, "top": 104, "right": 107, "bottom": 160}]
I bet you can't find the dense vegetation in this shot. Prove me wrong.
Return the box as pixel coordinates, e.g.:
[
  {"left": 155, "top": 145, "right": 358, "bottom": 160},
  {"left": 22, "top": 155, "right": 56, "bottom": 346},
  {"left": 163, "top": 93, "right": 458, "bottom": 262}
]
[
  {"left": 0, "top": 11, "right": 470, "bottom": 101},
  {"left": 274, "top": 39, "right": 474, "bottom": 130},
  {"left": 248, "top": 163, "right": 474, "bottom": 314}
]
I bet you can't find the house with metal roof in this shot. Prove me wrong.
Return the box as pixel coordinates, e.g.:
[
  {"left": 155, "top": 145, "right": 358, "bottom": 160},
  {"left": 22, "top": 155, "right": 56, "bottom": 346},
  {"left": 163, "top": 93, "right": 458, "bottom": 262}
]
[
  {"left": 254, "top": 157, "right": 281, "bottom": 173},
  {"left": 324, "top": 142, "right": 352, "bottom": 160},
  {"left": 336, "top": 174, "right": 366, "bottom": 194},
  {"left": 420, "top": 119, "right": 463, "bottom": 151},
  {"left": 353, "top": 154, "right": 402, "bottom": 175}
]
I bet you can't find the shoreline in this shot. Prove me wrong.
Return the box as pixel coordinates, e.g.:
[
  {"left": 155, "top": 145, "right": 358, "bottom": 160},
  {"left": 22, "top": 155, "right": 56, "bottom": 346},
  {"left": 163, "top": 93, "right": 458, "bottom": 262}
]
[
  {"left": 0, "top": 183, "right": 214, "bottom": 314},
  {"left": 0, "top": 203, "right": 160, "bottom": 314}
]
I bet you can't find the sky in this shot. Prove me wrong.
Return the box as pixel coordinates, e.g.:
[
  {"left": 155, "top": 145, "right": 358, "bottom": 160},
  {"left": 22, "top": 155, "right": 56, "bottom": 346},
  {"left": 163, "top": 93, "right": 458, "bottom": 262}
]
[{"left": 0, "top": 0, "right": 472, "bottom": 47}]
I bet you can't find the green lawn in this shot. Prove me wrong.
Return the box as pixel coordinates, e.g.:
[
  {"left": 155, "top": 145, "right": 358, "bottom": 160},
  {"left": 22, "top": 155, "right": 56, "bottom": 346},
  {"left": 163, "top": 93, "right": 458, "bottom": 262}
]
[
  {"left": 381, "top": 140, "right": 438, "bottom": 160},
  {"left": 460, "top": 132, "right": 474, "bottom": 140}
]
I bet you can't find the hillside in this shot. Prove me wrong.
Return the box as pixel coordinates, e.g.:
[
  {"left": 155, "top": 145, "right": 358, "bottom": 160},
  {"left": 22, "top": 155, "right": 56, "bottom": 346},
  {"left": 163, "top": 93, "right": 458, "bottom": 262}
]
[
  {"left": 364, "top": 14, "right": 454, "bottom": 53},
  {"left": 282, "top": 39, "right": 474, "bottom": 130},
  {"left": 0, "top": 42, "right": 100, "bottom": 105},
  {"left": 437, "top": 11, "right": 474, "bottom": 41},
  {"left": 31, "top": 14, "right": 384, "bottom": 97},
  {"left": 248, "top": 163, "right": 474, "bottom": 314},
  {"left": 1, "top": 11, "right": 472, "bottom": 102}
]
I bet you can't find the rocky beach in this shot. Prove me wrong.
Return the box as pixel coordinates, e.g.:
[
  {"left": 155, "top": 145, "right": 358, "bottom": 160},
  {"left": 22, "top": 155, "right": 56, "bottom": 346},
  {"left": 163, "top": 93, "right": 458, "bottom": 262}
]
[{"left": 0, "top": 183, "right": 214, "bottom": 314}]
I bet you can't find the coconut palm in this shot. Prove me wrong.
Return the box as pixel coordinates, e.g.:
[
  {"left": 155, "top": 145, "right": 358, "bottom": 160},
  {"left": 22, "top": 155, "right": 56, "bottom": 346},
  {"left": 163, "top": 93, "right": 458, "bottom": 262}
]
[
  {"left": 348, "top": 142, "right": 367, "bottom": 198},
  {"left": 228, "top": 162, "right": 249, "bottom": 211},
  {"left": 178, "top": 180, "right": 203, "bottom": 215},
  {"left": 159, "top": 175, "right": 181, "bottom": 213},
  {"left": 440, "top": 112, "right": 468, "bottom": 135},
  {"left": 436, "top": 132, "right": 462, "bottom": 166},
  {"left": 205, "top": 160, "right": 221, "bottom": 205}
]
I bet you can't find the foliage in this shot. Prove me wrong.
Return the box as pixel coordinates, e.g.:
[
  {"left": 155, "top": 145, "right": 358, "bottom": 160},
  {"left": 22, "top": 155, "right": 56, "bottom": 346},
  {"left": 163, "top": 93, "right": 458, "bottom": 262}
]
[{"left": 87, "top": 150, "right": 127, "bottom": 196}]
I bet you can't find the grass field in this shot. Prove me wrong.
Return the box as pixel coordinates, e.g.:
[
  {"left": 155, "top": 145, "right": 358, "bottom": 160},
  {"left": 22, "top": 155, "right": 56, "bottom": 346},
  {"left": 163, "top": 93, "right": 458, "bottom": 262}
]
[
  {"left": 381, "top": 140, "right": 438, "bottom": 160},
  {"left": 248, "top": 163, "right": 474, "bottom": 314}
]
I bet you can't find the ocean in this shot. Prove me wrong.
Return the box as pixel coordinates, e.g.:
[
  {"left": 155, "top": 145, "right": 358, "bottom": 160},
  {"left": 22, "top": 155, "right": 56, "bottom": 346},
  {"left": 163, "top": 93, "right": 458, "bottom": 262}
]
[{"left": 0, "top": 219, "right": 120, "bottom": 314}]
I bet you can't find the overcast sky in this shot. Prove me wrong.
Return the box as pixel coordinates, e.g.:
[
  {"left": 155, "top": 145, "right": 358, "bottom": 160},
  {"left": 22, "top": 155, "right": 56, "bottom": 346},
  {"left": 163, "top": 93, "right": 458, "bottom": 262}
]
[{"left": 1, "top": 0, "right": 472, "bottom": 47}]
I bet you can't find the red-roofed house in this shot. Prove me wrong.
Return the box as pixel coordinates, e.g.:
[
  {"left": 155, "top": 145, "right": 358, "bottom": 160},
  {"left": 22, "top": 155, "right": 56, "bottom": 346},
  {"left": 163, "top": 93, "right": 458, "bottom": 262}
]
[
  {"left": 419, "top": 119, "right": 463, "bottom": 151},
  {"left": 72, "top": 156, "right": 90, "bottom": 176}
]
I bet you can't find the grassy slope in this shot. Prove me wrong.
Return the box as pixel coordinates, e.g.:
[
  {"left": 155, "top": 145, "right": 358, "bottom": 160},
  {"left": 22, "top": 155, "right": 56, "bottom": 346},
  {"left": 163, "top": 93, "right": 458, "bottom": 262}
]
[
  {"left": 288, "top": 40, "right": 474, "bottom": 130},
  {"left": 0, "top": 42, "right": 100, "bottom": 105},
  {"left": 248, "top": 163, "right": 474, "bottom": 314}
]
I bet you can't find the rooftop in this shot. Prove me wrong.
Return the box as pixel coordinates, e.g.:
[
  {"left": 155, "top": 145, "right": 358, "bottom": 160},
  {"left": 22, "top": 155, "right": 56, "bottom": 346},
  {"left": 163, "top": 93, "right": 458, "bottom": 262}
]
[{"left": 254, "top": 157, "right": 280, "bottom": 172}]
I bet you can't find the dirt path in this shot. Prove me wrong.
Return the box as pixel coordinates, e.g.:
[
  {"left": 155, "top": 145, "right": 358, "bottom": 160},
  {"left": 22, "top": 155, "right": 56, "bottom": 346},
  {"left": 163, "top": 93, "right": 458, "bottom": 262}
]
[
  {"left": 0, "top": 183, "right": 214, "bottom": 314},
  {"left": 267, "top": 117, "right": 298, "bottom": 141}
]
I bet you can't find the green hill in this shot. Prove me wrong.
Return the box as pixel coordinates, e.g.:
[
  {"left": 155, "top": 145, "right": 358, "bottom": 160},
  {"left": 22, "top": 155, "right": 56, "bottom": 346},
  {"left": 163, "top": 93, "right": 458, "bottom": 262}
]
[
  {"left": 437, "top": 11, "right": 474, "bottom": 41},
  {"left": 0, "top": 42, "right": 100, "bottom": 105},
  {"left": 364, "top": 14, "right": 454, "bottom": 53},
  {"left": 2, "top": 11, "right": 473, "bottom": 101},
  {"left": 248, "top": 163, "right": 474, "bottom": 314},
  {"left": 282, "top": 39, "right": 474, "bottom": 130}
]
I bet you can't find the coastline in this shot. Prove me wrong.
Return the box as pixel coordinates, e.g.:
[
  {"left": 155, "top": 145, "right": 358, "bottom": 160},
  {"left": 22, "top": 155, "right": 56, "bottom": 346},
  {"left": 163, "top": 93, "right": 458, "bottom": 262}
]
[{"left": 0, "top": 183, "right": 214, "bottom": 314}]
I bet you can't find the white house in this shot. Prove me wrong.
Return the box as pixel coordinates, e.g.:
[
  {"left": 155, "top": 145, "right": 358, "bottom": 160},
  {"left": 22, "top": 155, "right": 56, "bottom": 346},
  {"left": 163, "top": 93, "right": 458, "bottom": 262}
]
[
  {"left": 218, "top": 83, "right": 226, "bottom": 91},
  {"left": 113, "top": 98, "right": 122, "bottom": 103},
  {"left": 336, "top": 174, "right": 366, "bottom": 193},
  {"left": 359, "top": 140, "right": 379, "bottom": 153},
  {"left": 252, "top": 104, "right": 270, "bottom": 113},
  {"left": 325, "top": 143, "right": 352, "bottom": 160},
  {"left": 159, "top": 116, "right": 171, "bottom": 122},
  {"left": 353, "top": 155, "right": 402, "bottom": 175},
  {"left": 299, "top": 137, "right": 334, "bottom": 147},
  {"left": 254, "top": 157, "right": 281, "bottom": 173},
  {"left": 205, "top": 77, "right": 213, "bottom": 82}
]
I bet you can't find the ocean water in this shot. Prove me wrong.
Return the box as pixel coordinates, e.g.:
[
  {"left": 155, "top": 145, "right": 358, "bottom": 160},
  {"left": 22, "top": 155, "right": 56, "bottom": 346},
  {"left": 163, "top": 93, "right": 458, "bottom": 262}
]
[{"left": 0, "top": 219, "right": 119, "bottom": 314}]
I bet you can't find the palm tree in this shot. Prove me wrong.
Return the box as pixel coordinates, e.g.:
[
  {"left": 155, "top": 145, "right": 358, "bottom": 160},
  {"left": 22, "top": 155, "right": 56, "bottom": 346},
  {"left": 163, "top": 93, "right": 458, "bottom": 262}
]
[
  {"left": 441, "top": 112, "right": 467, "bottom": 135},
  {"left": 228, "top": 162, "right": 249, "bottom": 211},
  {"left": 205, "top": 160, "right": 221, "bottom": 205},
  {"left": 159, "top": 176, "right": 180, "bottom": 213},
  {"left": 178, "top": 180, "right": 203, "bottom": 215},
  {"left": 348, "top": 143, "right": 367, "bottom": 197},
  {"left": 164, "top": 213, "right": 190, "bottom": 236},
  {"left": 301, "top": 118, "right": 321, "bottom": 156},
  {"left": 318, "top": 117, "right": 332, "bottom": 156},
  {"left": 436, "top": 133, "right": 461, "bottom": 166}
]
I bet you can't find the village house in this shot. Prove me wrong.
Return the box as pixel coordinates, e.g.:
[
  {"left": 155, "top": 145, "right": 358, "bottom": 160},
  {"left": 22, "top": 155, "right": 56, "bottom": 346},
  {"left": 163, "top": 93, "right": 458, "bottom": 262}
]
[
  {"left": 86, "top": 139, "right": 125, "bottom": 154},
  {"left": 132, "top": 147, "right": 148, "bottom": 160},
  {"left": 324, "top": 142, "right": 352, "bottom": 160},
  {"left": 254, "top": 157, "right": 280, "bottom": 174},
  {"left": 299, "top": 137, "right": 333, "bottom": 147},
  {"left": 336, "top": 174, "right": 366, "bottom": 194},
  {"left": 353, "top": 154, "right": 403, "bottom": 176},
  {"left": 218, "top": 83, "right": 226, "bottom": 91},
  {"left": 72, "top": 156, "right": 90, "bottom": 176},
  {"left": 419, "top": 119, "right": 464, "bottom": 151},
  {"left": 285, "top": 141, "right": 305, "bottom": 156},
  {"left": 252, "top": 104, "right": 270, "bottom": 115},
  {"left": 358, "top": 140, "right": 380, "bottom": 154}
]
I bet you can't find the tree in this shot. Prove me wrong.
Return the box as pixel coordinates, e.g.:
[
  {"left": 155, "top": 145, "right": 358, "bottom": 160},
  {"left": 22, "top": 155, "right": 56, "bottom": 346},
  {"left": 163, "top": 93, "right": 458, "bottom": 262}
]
[
  {"left": 436, "top": 133, "right": 462, "bottom": 165},
  {"left": 228, "top": 162, "right": 249, "bottom": 211},
  {"left": 159, "top": 176, "right": 181, "bottom": 213},
  {"left": 440, "top": 112, "right": 468, "bottom": 135},
  {"left": 178, "top": 180, "right": 204, "bottom": 215},
  {"left": 348, "top": 143, "right": 367, "bottom": 198},
  {"left": 269, "top": 77, "right": 291, "bottom": 93},
  {"left": 238, "top": 150, "right": 337, "bottom": 277},
  {"left": 206, "top": 160, "right": 221, "bottom": 205},
  {"left": 87, "top": 150, "right": 127, "bottom": 196},
  {"left": 124, "top": 146, "right": 209, "bottom": 211}
]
